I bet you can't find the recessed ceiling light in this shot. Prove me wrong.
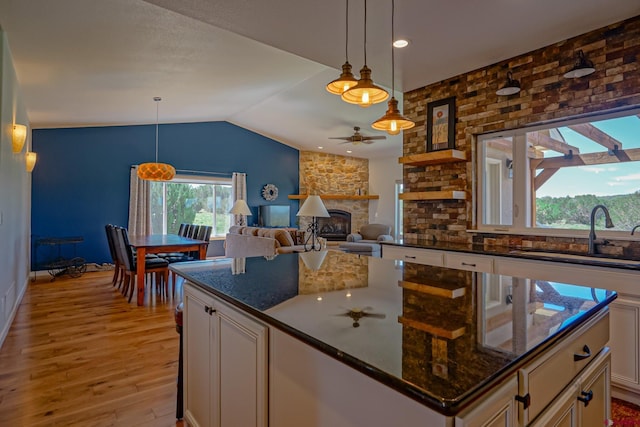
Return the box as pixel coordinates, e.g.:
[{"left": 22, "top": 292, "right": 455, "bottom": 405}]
[
  {"left": 393, "top": 39, "right": 409, "bottom": 48},
  {"left": 346, "top": 150, "right": 353, "bottom": 154},
  {"left": 318, "top": 146, "right": 324, "bottom": 149}
]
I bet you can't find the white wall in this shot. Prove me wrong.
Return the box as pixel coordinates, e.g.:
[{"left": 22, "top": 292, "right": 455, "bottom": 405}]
[
  {"left": 369, "top": 155, "right": 402, "bottom": 237},
  {"left": 0, "top": 32, "right": 31, "bottom": 348}
]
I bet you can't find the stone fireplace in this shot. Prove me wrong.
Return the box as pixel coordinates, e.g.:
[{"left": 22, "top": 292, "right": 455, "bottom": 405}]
[{"left": 318, "top": 210, "right": 351, "bottom": 241}]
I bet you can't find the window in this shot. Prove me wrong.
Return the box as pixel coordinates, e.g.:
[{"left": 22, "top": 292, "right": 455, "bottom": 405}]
[
  {"left": 477, "top": 108, "right": 640, "bottom": 237},
  {"left": 150, "top": 175, "right": 232, "bottom": 237}
]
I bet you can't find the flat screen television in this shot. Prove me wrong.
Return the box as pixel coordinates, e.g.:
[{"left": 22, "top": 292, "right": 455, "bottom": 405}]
[{"left": 258, "top": 205, "right": 290, "bottom": 228}]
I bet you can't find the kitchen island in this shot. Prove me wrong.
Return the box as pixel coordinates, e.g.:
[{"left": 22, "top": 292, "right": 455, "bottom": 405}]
[{"left": 171, "top": 250, "right": 616, "bottom": 427}]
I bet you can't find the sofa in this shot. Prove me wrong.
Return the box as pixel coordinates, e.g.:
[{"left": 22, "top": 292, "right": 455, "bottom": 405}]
[
  {"left": 224, "top": 226, "right": 306, "bottom": 257},
  {"left": 339, "top": 223, "right": 393, "bottom": 253}
]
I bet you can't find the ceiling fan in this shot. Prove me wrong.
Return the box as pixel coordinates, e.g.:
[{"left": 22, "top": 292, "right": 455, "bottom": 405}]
[
  {"left": 329, "top": 126, "right": 386, "bottom": 145},
  {"left": 335, "top": 306, "right": 386, "bottom": 328}
]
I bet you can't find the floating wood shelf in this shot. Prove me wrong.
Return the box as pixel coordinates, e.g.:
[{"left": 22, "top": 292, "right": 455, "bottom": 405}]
[
  {"left": 398, "top": 316, "right": 466, "bottom": 339},
  {"left": 288, "top": 194, "right": 379, "bottom": 200},
  {"left": 399, "top": 191, "right": 466, "bottom": 201},
  {"left": 399, "top": 280, "right": 465, "bottom": 299},
  {"left": 399, "top": 149, "right": 466, "bottom": 166}
]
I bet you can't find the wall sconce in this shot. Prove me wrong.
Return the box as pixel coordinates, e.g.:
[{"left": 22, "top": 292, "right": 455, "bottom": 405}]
[
  {"left": 563, "top": 50, "right": 595, "bottom": 78},
  {"left": 25, "top": 151, "right": 37, "bottom": 172},
  {"left": 496, "top": 71, "right": 521, "bottom": 96},
  {"left": 12, "top": 124, "right": 27, "bottom": 153}
]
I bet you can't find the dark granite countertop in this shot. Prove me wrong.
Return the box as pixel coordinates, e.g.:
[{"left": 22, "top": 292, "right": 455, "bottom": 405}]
[
  {"left": 382, "top": 240, "right": 640, "bottom": 271},
  {"left": 171, "top": 251, "right": 616, "bottom": 415}
]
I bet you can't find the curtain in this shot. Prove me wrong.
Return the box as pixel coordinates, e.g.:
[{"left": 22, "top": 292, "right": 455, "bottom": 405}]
[
  {"left": 128, "top": 166, "right": 152, "bottom": 235},
  {"left": 232, "top": 172, "right": 247, "bottom": 226}
]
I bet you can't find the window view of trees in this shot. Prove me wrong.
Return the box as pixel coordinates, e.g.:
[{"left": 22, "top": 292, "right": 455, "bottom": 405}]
[
  {"left": 479, "top": 109, "right": 640, "bottom": 234},
  {"left": 150, "top": 178, "right": 232, "bottom": 236}
]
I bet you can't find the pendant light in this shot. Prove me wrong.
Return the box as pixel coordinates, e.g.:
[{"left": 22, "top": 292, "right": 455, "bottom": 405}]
[
  {"left": 137, "top": 97, "right": 176, "bottom": 181},
  {"left": 341, "top": 0, "right": 389, "bottom": 108},
  {"left": 372, "top": 0, "right": 415, "bottom": 135},
  {"left": 326, "top": 0, "right": 358, "bottom": 95}
]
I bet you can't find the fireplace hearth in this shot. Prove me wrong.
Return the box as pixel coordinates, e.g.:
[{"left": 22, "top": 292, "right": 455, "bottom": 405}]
[{"left": 318, "top": 210, "right": 351, "bottom": 241}]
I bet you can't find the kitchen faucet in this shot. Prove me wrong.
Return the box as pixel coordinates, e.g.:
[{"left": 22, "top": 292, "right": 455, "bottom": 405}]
[
  {"left": 588, "top": 205, "right": 614, "bottom": 255},
  {"left": 632, "top": 225, "right": 640, "bottom": 235}
]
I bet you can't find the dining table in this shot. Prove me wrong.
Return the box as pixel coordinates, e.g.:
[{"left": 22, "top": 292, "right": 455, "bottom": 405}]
[{"left": 128, "top": 234, "right": 208, "bottom": 306}]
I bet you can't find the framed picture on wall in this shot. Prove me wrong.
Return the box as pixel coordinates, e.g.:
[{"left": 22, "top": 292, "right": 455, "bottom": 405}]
[{"left": 426, "top": 96, "right": 456, "bottom": 152}]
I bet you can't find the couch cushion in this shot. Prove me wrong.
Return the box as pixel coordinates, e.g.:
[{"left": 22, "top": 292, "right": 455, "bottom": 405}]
[
  {"left": 268, "top": 229, "right": 295, "bottom": 247},
  {"left": 256, "top": 228, "right": 271, "bottom": 237},
  {"left": 228, "top": 225, "right": 244, "bottom": 234},
  {"left": 242, "top": 227, "right": 260, "bottom": 236}
]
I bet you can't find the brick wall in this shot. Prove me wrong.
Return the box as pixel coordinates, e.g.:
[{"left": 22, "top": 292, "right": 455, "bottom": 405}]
[
  {"left": 402, "top": 16, "right": 640, "bottom": 250},
  {"left": 298, "top": 151, "right": 370, "bottom": 235}
]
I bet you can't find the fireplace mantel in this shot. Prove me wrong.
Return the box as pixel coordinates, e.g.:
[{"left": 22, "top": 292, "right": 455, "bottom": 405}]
[{"left": 288, "top": 194, "right": 379, "bottom": 200}]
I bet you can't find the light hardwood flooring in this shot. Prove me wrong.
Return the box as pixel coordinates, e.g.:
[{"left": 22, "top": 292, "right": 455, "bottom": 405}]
[{"left": 0, "top": 270, "right": 185, "bottom": 426}]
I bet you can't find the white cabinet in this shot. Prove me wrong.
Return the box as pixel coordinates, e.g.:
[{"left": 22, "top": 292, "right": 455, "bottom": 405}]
[
  {"left": 610, "top": 295, "right": 640, "bottom": 403},
  {"left": 382, "top": 245, "right": 444, "bottom": 266},
  {"left": 531, "top": 348, "right": 610, "bottom": 427},
  {"left": 445, "top": 252, "right": 495, "bottom": 273},
  {"left": 455, "top": 377, "right": 518, "bottom": 427},
  {"left": 184, "top": 283, "right": 268, "bottom": 427}
]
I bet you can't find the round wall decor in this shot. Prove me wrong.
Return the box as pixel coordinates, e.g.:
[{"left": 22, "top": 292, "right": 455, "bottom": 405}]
[{"left": 262, "top": 184, "right": 278, "bottom": 201}]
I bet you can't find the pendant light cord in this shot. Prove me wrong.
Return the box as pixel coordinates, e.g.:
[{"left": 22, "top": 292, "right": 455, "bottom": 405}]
[
  {"left": 363, "top": 0, "right": 367, "bottom": 65},
  {"left": 154, "top": 97, "right": 160, "bottom": 162},
  {"left": 344, "top": 0, "right": 349, "bottom": 61},
  {"left": 391, "top": 0, "right": 395, "bottom": 95}
]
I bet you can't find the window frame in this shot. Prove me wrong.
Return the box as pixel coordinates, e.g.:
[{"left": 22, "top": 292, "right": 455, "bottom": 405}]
[
  {"left": 151, "top": 174, "right": 232, "bottom": 238},
  {"left": 475, "top": 106, "right": 640, "bottom": 241}
]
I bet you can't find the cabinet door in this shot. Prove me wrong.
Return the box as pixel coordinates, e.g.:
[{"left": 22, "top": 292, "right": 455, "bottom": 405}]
[
  {"left": 455, "top": 376, "right": 517, "bottom": 427},
  {"left": 529, "top": 383, "right": 579, "bottom": 427},
  {"left": 216, "top": 300, "right": 268, "bottom": 427},
  {"left": 610, "top": 297, "right": 640, "bottom": 393},
  {"left": 184, "top": 285, "right": 215, "bottom": 427},
  {"left": 577, "top": 348, "right": 611, "bottom": 427}
]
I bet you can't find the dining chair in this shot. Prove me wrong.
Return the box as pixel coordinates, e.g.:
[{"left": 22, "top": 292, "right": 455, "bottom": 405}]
[
  {"left": 114, "top": 226, "right": 170, "bottom": 302},
  {"left": 104, "top": 224, "right": 122, "bottom": 288}
]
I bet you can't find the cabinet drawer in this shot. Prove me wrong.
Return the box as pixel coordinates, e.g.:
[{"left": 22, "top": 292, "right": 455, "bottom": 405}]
[
  {"left": 381, "top": 245, "right": 444, "bottom": 266},
  {"left": 445, "top": 253, "right": 494, "bottom": 273},
  {"left": 518, "top": 310, "right": 609, "bottom": 424}
]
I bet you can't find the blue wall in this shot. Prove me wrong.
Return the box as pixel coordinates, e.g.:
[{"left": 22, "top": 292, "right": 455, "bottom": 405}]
[{"left": 32, "top": 121, "right": 299, "bottom": 266}]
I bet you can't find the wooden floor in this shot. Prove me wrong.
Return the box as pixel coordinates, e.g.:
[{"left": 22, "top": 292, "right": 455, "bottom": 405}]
[{"left": 0, "top": 270, "right": 185, "bottom": 426}]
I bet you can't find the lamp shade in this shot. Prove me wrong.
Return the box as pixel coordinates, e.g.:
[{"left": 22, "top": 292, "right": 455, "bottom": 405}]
[
  {"left": 296, "top": 195, "right": 330, "bottom": 217},
  {"left": 496, "top": 71, "right": 521, "bottom": 96},
  {"left": 137, "top": 162, "right": 176, "bottom": 181},
  {"left": 341, "top": 65, "right": 389, "bottom": 108},
  {"left": 564, "top": 50, "right": 595, "bottom": 78},
  {"left": 326, "top": 61, "right": 359, "bottom": 95},
  {"left": 229, "top": 199, "right": 252, "bottom": 216},
  {"left": 372, "top": 98, "right": 415, "bottom": 135},
  {"left": 25, "top": 151, "right": 37, "bottom": 172},
  {"left": 300, "top": 250, "right": 328, "bottom": 271},
  {"left": 12, "top": 124, "right": 27, "bottom": 153}
]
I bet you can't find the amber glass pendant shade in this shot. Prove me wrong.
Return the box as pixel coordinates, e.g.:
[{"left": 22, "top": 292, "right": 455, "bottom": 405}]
[
  {"left": 137, "top": 162, "right": 176, "bottom": 181},
  {"left": 341, "top": 65, "right": 388, "bottom": 107},
  {"left": 326, "top": 61, "right": 358, "bottom": 95},
  {"left": 372, "top": 98, "right": 415, "bottom": 135}
]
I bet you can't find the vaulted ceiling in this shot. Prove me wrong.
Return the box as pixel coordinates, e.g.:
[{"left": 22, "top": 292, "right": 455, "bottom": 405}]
[{"left": 0, "top": 0, "right": 638, "bottom": 158}]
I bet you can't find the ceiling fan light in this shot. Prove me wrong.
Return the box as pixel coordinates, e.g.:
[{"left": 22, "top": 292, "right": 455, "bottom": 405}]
[
  {"left": 326, "top": 62, "right": 359, "bottom": 95},
  {"left": 563, "top": 50, "right": 595, "bottom": 78},
  {"left": 371, "top": 98, "right": 415, "bottom": 135},
  {"left": 341, "top": 65, "right": 389, "bottom": 107}
]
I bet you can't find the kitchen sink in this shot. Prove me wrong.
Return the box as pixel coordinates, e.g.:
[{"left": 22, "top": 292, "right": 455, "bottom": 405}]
[{"left": 510, "top": 250, "right": 640, "bottom": 266}]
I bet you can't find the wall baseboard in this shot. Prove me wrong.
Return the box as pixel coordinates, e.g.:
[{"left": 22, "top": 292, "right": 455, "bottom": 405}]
[{"left": 0, "top": 275, "right": 28, "bottom": 350}]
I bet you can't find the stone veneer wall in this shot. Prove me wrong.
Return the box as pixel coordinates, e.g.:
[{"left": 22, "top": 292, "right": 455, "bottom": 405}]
[
  {"left": 298, "top": 151, "right": 370, "bottom": 235},
  {"left": 401, "top": 16, "right": 640, "bottom": 252}
]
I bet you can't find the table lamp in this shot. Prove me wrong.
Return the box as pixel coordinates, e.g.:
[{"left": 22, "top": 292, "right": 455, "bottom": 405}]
[
  {"left": 296, "top": 195, "right": 330, "bottom": 251},
  {"left": 229, "top": 199, "right": 252, "bottom": 226}
]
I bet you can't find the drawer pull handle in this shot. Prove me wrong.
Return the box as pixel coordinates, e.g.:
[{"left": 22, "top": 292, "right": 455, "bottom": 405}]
[
  {"left": 405, "top": 256, "right": 417, "bottom": 259},
  {"left": 578, "top": 390, "right": 593, "bottom": 407},
  {"left": 461, "top": 262, "right": 476, "bottom": 267},
  {"left": 573, "top": 345, "right": 591, "bottom": 361}
]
